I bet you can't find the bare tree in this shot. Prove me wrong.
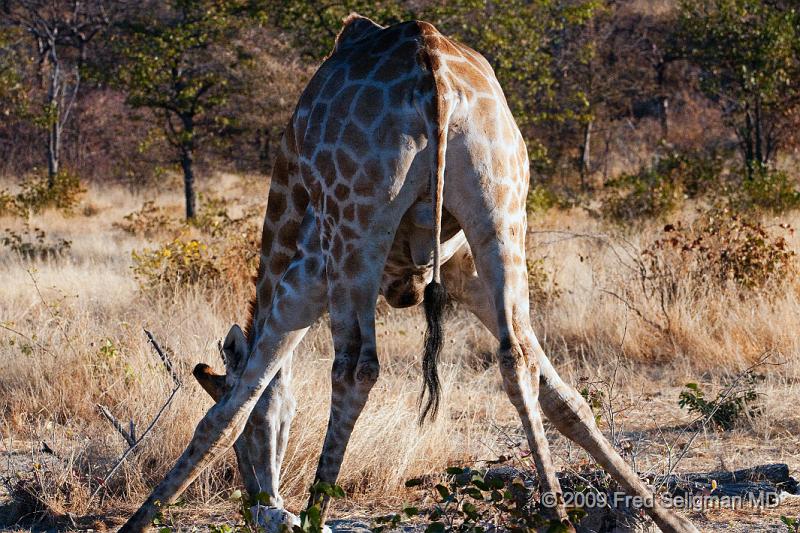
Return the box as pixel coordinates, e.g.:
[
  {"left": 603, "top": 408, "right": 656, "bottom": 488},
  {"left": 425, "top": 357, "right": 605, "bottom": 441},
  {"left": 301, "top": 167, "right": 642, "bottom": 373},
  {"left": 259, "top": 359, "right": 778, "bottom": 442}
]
[{"left": 2, "top": 0, "right": 108, "bottom": 186}]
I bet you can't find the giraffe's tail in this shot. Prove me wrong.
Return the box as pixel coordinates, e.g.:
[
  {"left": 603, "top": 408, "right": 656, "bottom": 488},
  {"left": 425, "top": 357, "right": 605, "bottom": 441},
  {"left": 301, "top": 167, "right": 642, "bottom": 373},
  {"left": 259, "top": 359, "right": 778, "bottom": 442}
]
[{"left": 418, "top": 32, "right": 452, "bottom": 425}]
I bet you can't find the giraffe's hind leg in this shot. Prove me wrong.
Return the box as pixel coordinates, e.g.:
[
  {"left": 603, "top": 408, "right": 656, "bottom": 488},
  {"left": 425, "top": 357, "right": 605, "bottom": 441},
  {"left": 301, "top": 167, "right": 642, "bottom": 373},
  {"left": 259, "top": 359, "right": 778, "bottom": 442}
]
[
  {"left": 441, "top": 217, "right": 569, "bottom": 525},
  {"left": 442, "top": 245, "right": 698, "bottom": 533}
]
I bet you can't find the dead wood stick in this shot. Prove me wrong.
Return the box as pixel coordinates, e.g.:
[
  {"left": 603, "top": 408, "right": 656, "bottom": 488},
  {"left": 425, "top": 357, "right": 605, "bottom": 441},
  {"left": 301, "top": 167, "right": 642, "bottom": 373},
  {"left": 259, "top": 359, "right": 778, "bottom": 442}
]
[
  {"left": 97, "top": 403, "right": 136, "bottom": 448},
  {"left": 87, "top": 330, "right": 182, "bottom": 507},
  {"left": 144, "top": 328, "right": 182, "bottom": 388}
]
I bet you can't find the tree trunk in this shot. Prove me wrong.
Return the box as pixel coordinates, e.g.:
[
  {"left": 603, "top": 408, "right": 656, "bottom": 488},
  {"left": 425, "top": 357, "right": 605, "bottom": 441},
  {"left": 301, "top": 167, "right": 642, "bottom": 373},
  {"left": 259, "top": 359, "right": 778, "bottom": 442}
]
[
  {"left": 181, "top": 146, "right": 196, "bottom": 220},
  {"left": 659, "top": 96, "right": 669, "bottom": 140},
  {"left": 258, "top": 127, "right": 271, "bottom": 174},
  {"left": 47, "top": 119, "right": 59, "bottom": 186},
  {"left": 579, "top": 120, "right": 592, "bottom": 191},
  {"left": 754, "top": 93, "right": 764, "bottom": 168},
  {"left": 178, "top": 112, "right": 197, "bottom": 220},
  {"left": 742, "top": 104, "right": 756, "bottom": 180},
  {"left": 46, "top": 53, "right": 61, "bottom": 188}
]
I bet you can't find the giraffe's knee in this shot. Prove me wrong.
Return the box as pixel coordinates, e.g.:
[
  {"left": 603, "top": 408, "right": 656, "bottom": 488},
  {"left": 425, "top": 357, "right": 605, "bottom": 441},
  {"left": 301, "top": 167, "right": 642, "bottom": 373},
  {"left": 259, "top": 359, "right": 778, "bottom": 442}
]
[
  {"left": 331, "top": 356, "right": 354, "bottom": 383},
  {"left": 355, "top": 351, "right": 380, "bottom": 387},
  {"left": 498, "top": 339, "right": 527, "bottom": 371},
  {"left": 540, "top": 382, "right": 598, "bottom": 436}
]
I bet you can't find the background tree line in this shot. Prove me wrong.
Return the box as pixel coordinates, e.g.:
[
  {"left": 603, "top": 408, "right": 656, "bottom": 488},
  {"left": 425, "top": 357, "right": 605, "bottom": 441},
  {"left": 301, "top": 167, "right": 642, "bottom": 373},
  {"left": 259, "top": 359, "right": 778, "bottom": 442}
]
[{"left": 1, "top": 0, "right": 798, "bottom": 219}]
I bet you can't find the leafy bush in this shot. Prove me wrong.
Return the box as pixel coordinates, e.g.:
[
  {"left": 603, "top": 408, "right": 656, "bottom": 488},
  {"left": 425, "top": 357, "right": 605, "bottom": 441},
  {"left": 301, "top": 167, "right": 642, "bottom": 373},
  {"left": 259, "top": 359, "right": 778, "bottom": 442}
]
[
  {"left": 0, "top": 171, "right": 85, "bottom": 217},
  {"left": 126, "top": 194, "right": 260, "bottom": 293},
  {"left": 643, "top": 210, "right": 795, "bottom": 296},
  {"left": 526, "top": 184, "right": 560, "bottom": 214},
  {"left": 13, "top": 171, "right": 86, "bottom": 214},
  {"left": 114, "top": 200, "right": 177, "bottom": 238},
  {"left": 603, "top": 166, "right": 683, "bottom": 222},
  {"left": 2, "top": 223, "right": 71, "bottom": 259},
  {"left": 132, "top": 239, "right": 221, "bottom": 291},
  {"left": 733, "top": 166, "right": 800, "bottom": 214},
  {"left": 0, "top": 188, "right": 19, "bottom": 217},
  {"left": 190, "top": 192, "right": 236, "bottom": 236},
  {"left": 375, "top": 467, "right": 582, "bottom": 533},
  {"left": 602, "top": 151, "right": 723, "bottom": 222},
  {"left": 782, "top": 515, "right": 800, "bottom": 533},
  {"left": 678, "top": 375, "right": 762, "bottom": 430},
  {"left": 527, "top": 258, "right": 561, "bottom": 306}
]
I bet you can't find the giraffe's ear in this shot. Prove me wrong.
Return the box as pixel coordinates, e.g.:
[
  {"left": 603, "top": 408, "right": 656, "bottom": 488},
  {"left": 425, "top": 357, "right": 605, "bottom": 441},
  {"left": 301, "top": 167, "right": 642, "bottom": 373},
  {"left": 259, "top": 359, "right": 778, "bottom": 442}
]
[
  {"left": 222, "top": 324, "right": 248, "bottom": 373},
  {"left": 192, "top": 363, "right": 227, "bottom": 402}
]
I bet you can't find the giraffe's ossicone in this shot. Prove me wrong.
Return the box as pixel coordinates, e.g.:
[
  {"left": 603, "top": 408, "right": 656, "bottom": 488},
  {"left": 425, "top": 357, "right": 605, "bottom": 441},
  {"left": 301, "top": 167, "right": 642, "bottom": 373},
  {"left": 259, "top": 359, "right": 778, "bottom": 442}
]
[{"left": 122, "top": 14, "right": 698, "bottom": 533}]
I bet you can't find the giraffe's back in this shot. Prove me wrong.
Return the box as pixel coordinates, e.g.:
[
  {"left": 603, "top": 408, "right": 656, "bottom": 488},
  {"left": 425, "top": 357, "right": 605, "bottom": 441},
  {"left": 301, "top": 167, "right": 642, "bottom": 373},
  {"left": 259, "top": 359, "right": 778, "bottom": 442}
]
[{"left": 287, "top": 15, "right": 530, "bottom": 307}]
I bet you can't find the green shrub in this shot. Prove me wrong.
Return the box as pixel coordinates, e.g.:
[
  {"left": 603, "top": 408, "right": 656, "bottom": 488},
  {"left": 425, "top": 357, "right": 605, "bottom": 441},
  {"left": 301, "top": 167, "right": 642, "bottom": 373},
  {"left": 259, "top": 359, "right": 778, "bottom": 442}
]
[
  {"left": 643, "top": 210, "right": 795, "bottom": 295},
  {"left": 376, "top": 467, "right": 582, "bottom": 533},
  {"left": 125, "top": 194, "right": 261, "bottom": 293},
  {"left": 526, "top": 184, "right": 559, "bottom": 214},
  {"left": 114, "top": 200, "right": 177, "bottom": 238},
  {"left": 733, "top": 166, "right": 800, "bottom": 214},
  {"left": 603, "top": 166, "right": 682, "bottom": 222},
  {"left": 14, "top": 171, "right": 86, "bottom": 214},
  {"left": 190, "top": 192, "right": 235, "bottom": 236},
  {"left": 678, "top": 374, "right": 762, "bottom": 430},
  {"left": 781, "top": 515, "right": 800, "bottom": 533},
  {"left": 602, "top": 151, "right": 723, "bottom": 222},
  {"left": 0, "top": 171, "right": 85, "bottom": 217},
  {"left": 132, "top": 238, "right": 221, "bottom": 292},
  {"left": 0, "top": 188, "right": 20, "bottom": 217},
  {"left": 2, "top": 223, "right": 71, "bottom": 259},
  {"left": 527, "top": 257, "right": 561, "bottom": 306}
]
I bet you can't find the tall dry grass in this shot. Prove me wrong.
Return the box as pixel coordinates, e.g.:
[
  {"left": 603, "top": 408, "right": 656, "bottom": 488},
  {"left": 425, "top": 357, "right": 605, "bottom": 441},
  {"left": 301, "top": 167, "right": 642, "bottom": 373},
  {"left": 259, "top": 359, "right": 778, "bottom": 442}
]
[{"left": 1, "top": 175, "right": 799, "bottom": 528}]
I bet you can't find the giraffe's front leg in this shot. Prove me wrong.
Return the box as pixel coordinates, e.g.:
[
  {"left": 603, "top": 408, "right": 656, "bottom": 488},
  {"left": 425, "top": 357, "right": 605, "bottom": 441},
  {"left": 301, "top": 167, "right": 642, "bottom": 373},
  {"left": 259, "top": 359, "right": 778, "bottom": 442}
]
[
  {"left": 121, "top": 253, "right": 326, "bottom": 533},
  {"left": 194, "top": 350, "right": 297, "bottom": 508}
]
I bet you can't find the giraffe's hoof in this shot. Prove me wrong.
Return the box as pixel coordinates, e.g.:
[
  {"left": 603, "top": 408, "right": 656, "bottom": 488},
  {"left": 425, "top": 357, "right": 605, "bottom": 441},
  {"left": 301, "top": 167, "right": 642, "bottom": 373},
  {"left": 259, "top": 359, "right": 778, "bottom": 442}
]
[{"left": 250, "top": 506, "right": 332, "bottom": 533}]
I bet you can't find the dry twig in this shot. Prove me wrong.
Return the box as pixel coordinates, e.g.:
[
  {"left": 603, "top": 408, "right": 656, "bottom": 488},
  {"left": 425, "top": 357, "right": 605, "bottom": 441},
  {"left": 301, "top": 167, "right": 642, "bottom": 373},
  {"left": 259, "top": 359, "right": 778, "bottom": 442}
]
[{"left": 87, "top": 329, "right": 182, "bottom": 506}]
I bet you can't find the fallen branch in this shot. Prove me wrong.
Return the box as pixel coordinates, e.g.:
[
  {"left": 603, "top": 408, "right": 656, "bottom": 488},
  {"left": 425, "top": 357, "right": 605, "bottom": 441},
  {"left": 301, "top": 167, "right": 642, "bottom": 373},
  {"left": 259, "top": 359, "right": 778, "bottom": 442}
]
[{"left": 87, "top": 329, "right": 182, "bottom": 506}]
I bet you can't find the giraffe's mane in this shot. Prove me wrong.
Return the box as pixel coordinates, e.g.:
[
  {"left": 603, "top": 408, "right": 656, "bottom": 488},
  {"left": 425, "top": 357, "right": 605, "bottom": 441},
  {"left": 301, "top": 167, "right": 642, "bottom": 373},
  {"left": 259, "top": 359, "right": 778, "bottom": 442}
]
[
  {"left": 243, "top": 294, "right": 257, "bottom": 344},
  {"left": 242, "top": 262, "right": 264, "bottom": 346}
]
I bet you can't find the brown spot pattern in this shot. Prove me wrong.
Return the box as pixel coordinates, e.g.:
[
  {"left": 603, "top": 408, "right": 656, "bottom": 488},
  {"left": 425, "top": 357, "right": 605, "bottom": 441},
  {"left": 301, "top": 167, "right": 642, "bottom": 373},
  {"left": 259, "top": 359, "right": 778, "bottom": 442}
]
[
  {"left": 266, "top": 191, "right": 287, "bottom": 222},
  {"left": 343, "top": 252, "right": 361, "bottom": 278},
  {"left": 335, "top": 150, "right": 358, "bottom": 180}
]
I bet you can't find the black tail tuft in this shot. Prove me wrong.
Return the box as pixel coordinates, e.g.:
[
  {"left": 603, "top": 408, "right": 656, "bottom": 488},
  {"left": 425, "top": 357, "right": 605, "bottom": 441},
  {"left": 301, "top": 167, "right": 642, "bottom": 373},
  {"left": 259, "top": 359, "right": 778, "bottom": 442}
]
[{"left": 419, "top": 280, "right": 447, "bottom": 425}]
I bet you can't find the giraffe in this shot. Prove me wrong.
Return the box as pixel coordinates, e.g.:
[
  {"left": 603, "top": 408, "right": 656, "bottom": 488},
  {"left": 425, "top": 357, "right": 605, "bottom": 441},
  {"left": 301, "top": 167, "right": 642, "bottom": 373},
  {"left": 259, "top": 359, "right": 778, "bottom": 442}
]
[{"left": 121, "top": 15, "right": 698, "bottom": 533}]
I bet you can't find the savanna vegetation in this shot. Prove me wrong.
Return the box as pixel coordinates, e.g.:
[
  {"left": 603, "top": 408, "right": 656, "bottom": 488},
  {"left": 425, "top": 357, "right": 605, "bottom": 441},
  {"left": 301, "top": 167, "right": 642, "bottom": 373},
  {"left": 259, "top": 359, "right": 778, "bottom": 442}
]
[{"left": 2, "top": 0, "right": 800, "bottom": 531}]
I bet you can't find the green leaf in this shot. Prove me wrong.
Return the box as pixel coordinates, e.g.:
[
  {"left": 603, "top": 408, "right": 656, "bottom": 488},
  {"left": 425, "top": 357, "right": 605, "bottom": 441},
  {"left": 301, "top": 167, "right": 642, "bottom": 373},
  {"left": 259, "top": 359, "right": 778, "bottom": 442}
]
[{"left": 425, "top": 522, "right": 445, "bottom": 533}]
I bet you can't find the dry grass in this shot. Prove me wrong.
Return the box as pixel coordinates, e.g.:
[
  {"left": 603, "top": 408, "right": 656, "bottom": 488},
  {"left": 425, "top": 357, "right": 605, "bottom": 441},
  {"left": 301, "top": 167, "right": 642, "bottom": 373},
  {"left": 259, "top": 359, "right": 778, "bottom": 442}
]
[{"left": 1, "top": 175, "right": 799, "bottom": 530}]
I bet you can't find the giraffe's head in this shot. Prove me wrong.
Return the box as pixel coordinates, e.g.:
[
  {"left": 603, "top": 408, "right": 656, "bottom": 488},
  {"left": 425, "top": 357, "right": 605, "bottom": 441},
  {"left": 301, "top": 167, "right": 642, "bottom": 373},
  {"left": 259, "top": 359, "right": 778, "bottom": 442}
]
[{"left": 192, "top": 324, "right": 248, "bottom": 402}]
